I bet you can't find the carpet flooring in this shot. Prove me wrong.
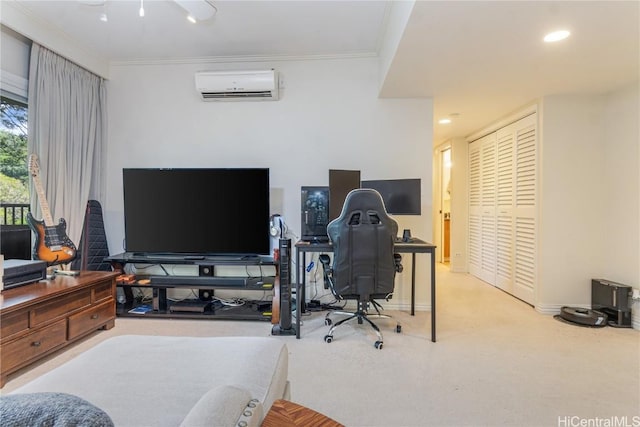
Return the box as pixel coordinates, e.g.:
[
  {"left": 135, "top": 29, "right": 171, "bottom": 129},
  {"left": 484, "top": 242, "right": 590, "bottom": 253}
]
[{"left": 2, "top": 266, "right": 638, "bottom": 426}]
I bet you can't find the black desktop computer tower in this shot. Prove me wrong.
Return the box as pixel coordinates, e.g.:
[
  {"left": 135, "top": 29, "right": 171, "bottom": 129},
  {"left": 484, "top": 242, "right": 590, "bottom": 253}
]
[{"left": 301, "top": 186, "right": 329, "bottom": 242}]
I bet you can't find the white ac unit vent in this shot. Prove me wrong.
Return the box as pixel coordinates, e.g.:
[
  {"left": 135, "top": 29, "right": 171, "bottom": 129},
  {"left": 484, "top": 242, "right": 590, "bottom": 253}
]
[{"left": 195, "top": 70, "right": 279, "bottom": 101}]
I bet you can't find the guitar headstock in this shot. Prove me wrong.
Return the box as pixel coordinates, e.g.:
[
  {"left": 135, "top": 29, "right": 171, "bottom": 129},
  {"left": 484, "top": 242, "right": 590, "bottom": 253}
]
[{"left": 28, "top": 154, "right": 40, "bottom": 177}]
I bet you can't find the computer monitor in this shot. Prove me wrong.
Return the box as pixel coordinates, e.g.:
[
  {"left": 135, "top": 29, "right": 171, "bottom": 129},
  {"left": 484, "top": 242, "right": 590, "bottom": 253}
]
[{"left": 361, "top": 178, "right": 421, "bottom": 215}]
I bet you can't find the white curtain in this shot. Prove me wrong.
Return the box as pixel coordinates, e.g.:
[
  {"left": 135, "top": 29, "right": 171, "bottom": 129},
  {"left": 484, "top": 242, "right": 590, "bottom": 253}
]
[{"left": 27, "top": 43, "right": 107, "bottom": 248}]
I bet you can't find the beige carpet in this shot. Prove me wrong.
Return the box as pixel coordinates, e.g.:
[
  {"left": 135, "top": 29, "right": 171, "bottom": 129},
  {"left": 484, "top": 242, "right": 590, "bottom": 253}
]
[{"left": 2, "top": 266, "right": 639, "bottom": 426}]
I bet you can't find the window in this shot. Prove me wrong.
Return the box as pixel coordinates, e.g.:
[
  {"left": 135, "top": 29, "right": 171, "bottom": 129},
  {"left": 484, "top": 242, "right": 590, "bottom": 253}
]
[{"left": 1, "top": 96, "right": 29, "bottom": 224}]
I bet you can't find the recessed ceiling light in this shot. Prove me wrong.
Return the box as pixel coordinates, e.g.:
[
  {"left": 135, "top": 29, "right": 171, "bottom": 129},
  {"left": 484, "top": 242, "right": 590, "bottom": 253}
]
[
  {"left": 439, "top": 118, "right": 452, "bottom": 125},
  {"left": 544, "top": 30, "right": 570, "bottom": 43}
]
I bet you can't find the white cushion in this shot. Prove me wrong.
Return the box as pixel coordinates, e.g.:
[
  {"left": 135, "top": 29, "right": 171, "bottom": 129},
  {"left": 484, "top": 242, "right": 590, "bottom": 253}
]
[{"left": 12, "top": 335, "right": 288, "bottom": 427}]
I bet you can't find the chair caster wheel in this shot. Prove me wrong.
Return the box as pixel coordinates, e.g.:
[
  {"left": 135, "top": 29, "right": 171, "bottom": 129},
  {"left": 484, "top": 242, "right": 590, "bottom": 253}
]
[
  {"left": 324, "top": 335, "right": 333, "bottom": 343},
  {"left": 396, "top": 324, "right": 402, "bottom": 333},
  {"left": 325, "top": 318, "right": 332, "bottom": 326},
  {"left": 374, "top": 341, "right": 383, "bottom": 349}
]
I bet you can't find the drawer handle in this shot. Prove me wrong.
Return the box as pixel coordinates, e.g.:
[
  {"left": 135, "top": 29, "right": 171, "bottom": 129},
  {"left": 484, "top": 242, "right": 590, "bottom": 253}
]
[
  {"left": 91, "top": 314, "right": 99, "bottom": 320},
  {"left": 31, "top": 341, "right": 41, "bottom": 347}
]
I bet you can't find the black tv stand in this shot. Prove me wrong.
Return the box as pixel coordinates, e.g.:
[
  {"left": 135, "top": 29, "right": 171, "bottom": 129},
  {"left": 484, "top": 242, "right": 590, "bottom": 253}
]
[{"left": 106, "top": 253, "right": 279, "bottom": 321}]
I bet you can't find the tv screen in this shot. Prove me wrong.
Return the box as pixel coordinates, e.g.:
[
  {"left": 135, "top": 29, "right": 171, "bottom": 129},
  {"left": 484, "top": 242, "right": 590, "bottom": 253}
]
[
  {"left": 123, "top": 168, "right": 270, "bottom": 255},
  {"left": 362, "top": 178, "right": 421, "bottom": 215}
]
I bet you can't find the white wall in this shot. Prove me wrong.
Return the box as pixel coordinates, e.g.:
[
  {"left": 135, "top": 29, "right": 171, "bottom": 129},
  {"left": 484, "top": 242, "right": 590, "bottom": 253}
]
[
  {"left": 104, "top": 57, "right": 435, "bottom": 310},
  {"left": 448, "top": 137, "right": 468, "bottom": 273},
  {"left": 601, "top": 82, "right": 639, "bottom": 288},
  {"left": 537, "top": 87, "right": 639, "bottom": 311},
  {"left": 378, "top": 0, "right": 415, "bottom": 92}
]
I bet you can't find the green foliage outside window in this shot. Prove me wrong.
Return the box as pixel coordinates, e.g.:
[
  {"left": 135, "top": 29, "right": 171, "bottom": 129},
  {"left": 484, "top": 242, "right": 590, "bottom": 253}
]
[{"left": 1, "top": 97, "right": 29, "bottom": 222}]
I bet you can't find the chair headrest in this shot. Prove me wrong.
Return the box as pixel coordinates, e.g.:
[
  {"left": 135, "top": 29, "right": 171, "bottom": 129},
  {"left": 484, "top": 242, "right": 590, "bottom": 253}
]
[{"left": 339, "top": 188, "right": 387, "bottom": 216}]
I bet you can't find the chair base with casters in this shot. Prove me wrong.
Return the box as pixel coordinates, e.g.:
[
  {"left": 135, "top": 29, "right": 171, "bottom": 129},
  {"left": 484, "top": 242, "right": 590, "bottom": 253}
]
[{"left": 323, "top": 299, "right": 402, "bottom": 350}]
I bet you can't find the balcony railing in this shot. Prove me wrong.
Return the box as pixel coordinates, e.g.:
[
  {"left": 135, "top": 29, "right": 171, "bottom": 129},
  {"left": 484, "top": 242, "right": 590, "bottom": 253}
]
[
  {"left": 1, "top": 203, "right": 32, "bottom": 259},
  {"left": 1, "top": 203, "right": 30, "bottom": 226}
]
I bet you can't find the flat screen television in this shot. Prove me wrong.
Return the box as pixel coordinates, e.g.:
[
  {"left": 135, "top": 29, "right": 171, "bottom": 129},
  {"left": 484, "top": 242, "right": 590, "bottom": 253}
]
[
  {"left": 123, "top": 168, "right": 270, "bottom": 255},
  {"left": 361, "top": 178, "right": 421, "bottom": 215}
]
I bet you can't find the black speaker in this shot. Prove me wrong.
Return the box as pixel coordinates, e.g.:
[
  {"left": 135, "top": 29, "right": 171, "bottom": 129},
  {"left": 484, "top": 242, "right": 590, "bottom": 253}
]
[{"left": 271, "top": 238, "right": 296, "bottom": 336}]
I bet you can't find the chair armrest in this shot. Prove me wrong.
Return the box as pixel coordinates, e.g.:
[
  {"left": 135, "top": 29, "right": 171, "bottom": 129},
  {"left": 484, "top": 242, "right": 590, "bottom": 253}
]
[
  {"left": 318, "top": 254, "right": 339, "bottom": 298},
  {"left": 394, "top": 253, "right": 403, "bottom": 273},
  {"left": 319, "top": 254, "right": 331, "bottom": 270}
]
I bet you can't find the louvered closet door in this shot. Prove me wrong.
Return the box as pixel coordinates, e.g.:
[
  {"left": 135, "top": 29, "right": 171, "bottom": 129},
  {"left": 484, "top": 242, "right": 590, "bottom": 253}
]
[
  {"left": 468, "top": 112, "right": 537, "bottom": 305},
  {"left": 468, "top": 133, "right": 497, "bottom": 285},
  {"left": 512, "top": 114, "right": 537, "bottom": 304},
  {"left": 495, "top": 126, "right": 514, "bottom": 293},
  {"left": 468, "top": 140, "right": 482, "bottom": 278}
]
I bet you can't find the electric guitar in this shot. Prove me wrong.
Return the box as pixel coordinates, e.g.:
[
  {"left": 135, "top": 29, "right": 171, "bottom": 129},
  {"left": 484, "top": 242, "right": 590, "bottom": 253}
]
[{"left": 26, "top": 154, "right": 77, "bottom": 266}]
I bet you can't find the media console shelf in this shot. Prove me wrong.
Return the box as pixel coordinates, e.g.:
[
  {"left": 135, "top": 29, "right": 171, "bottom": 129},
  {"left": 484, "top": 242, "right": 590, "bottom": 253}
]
[{"left": 106, "top": 253, "right": 277, "bottom": 321}]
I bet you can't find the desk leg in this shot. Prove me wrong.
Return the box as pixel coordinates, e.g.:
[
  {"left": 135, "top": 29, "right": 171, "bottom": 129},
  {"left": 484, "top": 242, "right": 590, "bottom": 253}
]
[
  {"left": 431, "top": 249, "right": 436, "bottom": 343},
  {"left": 411, "top": 253, "right": 416, "bottom": 316},
  {"left": 296, "top": 249, "right": 302, "bottom": 339}
]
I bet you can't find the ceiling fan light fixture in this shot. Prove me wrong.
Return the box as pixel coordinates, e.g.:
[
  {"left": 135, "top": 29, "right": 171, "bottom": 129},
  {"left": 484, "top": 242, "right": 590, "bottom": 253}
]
[{"left": 544, "top": 30, "right": 570, "bottom": 43}]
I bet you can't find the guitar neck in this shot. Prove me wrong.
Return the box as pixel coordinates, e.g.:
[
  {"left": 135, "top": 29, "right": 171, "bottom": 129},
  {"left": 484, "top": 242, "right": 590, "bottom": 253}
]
[{"left": 32, "top": 173, "right": 55, "bottom": 226}]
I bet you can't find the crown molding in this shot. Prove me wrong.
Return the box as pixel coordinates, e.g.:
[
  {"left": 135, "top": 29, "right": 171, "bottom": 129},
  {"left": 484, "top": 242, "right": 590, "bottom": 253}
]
[{"left": 110, "top": 51, "right": 378, "bottom": 67}]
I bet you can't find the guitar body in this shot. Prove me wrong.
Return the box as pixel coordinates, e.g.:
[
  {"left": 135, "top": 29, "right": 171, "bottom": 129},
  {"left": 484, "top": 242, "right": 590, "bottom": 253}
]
[{"left": 27, "top": 212, "right": 77, "bottom": 266}]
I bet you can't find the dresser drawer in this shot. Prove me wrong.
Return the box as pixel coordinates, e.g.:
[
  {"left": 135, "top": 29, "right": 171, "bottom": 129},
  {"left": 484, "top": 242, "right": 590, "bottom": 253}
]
[
  {"left": 31, "top": 290, "right": 92, "bottom": 327},
  {"left": 1, "top": 319, "right": 67, "bottom": 373},
  {"left": 68, "top": 299, "right": 115, "bottom": 340},
  {"left": 92, "top": 280, "right": 114, "bottom": 303},
  {"left": 0, "top": 310, "right": 30, "bottom": 342}
]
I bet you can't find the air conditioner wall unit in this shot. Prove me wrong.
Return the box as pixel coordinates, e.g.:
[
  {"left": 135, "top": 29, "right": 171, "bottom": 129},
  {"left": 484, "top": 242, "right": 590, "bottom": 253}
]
[{"left": 195, "top": 69, "right": 279, "bottom": 101}]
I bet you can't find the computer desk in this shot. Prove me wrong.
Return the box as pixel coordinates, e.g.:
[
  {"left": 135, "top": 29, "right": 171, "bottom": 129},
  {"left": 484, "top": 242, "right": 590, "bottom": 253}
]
[{"left": 294, "top": 238, "right": 437, "bottom": 342}]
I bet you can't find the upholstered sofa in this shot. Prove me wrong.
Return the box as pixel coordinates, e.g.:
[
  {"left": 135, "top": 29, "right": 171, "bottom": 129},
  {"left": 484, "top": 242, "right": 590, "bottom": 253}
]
[{"left": 3, "top": 335, "right": 290, "bottom": 426}]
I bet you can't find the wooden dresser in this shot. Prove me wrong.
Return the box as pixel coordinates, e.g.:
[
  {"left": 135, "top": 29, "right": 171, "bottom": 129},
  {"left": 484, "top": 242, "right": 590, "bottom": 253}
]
[{"left": 0, "top": 271, "right": 119, "bottom": 387}]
